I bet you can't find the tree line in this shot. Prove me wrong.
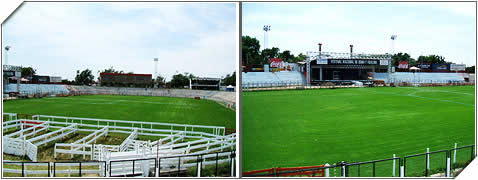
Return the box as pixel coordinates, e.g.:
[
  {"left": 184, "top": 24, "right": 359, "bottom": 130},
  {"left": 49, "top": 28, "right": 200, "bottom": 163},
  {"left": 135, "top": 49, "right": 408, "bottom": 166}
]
[
  {"left": 72, "top": 67, "right": 236, "bottom": 88},
  {"left": 242, "top": 35, "right": 306, "bottom": 66},
  {"left": 242, "top": 35, "right": 475, "bottom": 72}
]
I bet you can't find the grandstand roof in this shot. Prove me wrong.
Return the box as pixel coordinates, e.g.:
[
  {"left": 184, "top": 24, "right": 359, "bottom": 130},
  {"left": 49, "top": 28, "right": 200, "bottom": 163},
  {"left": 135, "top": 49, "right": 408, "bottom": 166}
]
[
  {"left": 191, "top": 77, "right": 221, "bottom": 81},
  {"left": 100, "top": 73, "right": 152, "bottom": 77}
]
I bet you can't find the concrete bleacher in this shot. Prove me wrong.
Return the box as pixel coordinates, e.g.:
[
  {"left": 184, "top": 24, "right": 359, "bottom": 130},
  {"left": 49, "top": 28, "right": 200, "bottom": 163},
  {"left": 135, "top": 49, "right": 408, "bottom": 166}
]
[
  {"left": 373, "top": 72, "right": 466, "bottom": 83},
  {"left": 4, "top": 84, "right": 69, "bottom": 95},
  {"left": 242, "top": 71, "right": 305, "bottom": 87},
  {"left": 69, "top": 85, "right": 236, "bottom": 106}
]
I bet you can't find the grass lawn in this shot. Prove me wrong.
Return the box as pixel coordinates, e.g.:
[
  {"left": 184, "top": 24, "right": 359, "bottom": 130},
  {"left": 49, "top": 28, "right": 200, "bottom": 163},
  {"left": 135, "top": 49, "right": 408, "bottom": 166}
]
[
  {"left": 242, "top": 86, "right": 475, "bottom": 176},
  {"left": 3, "top": 95, "right": 235, "bottom": 129}
]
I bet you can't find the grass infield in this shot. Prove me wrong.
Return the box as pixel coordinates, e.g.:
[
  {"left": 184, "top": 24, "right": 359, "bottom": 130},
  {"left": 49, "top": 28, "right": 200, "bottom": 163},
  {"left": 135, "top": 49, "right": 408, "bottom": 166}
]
[
  {"left": 3, "top": 95, "right": 235, "bottom": 129},
  {"left": 242, "top": 86, "right": 474, "bottom": 175}
]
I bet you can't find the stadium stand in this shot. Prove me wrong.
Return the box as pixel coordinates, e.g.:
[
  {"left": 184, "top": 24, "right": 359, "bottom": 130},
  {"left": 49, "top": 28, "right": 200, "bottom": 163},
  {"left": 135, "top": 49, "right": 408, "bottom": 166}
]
[
  {"left": 242, "top": 71, "right": 306, "bottom": 87},
  {"left": 4, "top": 84, "right": 69, "bottom": 96},
  {"left": 373, "top": 72, "right": 466, "bottom": 83},
  {"left": 68, "top": 85, "right": 235, "bottom": 107}
]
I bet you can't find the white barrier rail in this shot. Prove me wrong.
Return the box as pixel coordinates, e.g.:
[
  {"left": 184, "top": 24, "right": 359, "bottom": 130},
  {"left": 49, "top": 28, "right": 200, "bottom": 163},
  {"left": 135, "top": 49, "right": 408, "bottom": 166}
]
[
  {"left": 120, "top": 129, "right": 138, "bottom": 152},
  {"left": 29, "top": 124, "right": 77, "bottom": 146},
  {"left": 5, "top": 122, "right": 49, "bottom": 138},
  {"left": 30, "top": 114, "right": 225, "bottom": 136}
]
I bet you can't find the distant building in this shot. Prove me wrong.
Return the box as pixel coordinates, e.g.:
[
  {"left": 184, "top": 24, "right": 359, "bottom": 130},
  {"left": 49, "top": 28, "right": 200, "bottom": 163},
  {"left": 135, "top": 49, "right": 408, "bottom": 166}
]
[{"left": 190, "top": 77, "right": 221, "bottom": 90}]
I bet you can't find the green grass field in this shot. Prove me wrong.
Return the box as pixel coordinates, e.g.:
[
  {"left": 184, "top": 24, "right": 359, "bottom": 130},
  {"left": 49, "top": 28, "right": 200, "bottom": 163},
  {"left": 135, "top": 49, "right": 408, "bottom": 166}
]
[
  {"left": 3, "top": 95, "right": 235, "bottom": 129},
  {"left": 242, "top": 86, "right": 475, "bottom": 176}
]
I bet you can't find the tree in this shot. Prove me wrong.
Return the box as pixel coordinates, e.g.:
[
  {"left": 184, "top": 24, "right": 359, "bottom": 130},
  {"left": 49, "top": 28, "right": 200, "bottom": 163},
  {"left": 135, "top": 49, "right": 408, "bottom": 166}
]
[
  {"left": 417, "top": 55, "right": 450, "bottom": 64},
  {"left": 168, "top": 72, "right": 194, "bottom": 88},
  {"left": 294, "top": 53, "right": 307, "bottom": 62},
  {"left": 98, "top": 66, "right": 125, "bottom": 81},
  {"left": 99, "top": 66, "right": 124, "bottom": 74},
  {"left": 242, "top": 36, "right": 262, "bottom": 66},
  {"left": 261, "top": 47, "right": 280, "bottom": 64},
  {"left": 222, "top": 72, "right": 236, "bottom": 86},
  {"left": 74, "top": 69, "right": 95, "bottom": 85},
  {"left": 466, "top": 66, "right": 475, "bottom": 73},
  {"left": 392, "top": 52, "right": 416, "bottom": 67},
  {"left": 21, "top": 67, "right": 36, "bottom": 77},
  {"left": 155, "top": 74, "right": 166, "bottom": 83},
  {"left": 279, "top": 50, "right": 295, "bottom": 63}
]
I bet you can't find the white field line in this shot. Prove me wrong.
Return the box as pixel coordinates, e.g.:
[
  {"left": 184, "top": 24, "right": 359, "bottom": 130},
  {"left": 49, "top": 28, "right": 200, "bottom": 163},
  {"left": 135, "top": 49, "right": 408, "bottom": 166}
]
[
  {"left": 27, "top": 99, "right": 197, "bottom": 109},
  {"left": 43, "top": 97, "right": 200, "bottom": 106},
  {"left": 398, "top": 87, "right": 475, "bottom": 96},
  {"left": 360, "top": 88, "right": 474, "bottom": 106}
]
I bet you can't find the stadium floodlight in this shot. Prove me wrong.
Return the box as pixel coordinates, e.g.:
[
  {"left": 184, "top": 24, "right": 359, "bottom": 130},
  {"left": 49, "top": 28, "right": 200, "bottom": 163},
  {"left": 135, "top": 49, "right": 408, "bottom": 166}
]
[
  {"left": 4, "top": 45, "right": 11, "bottom": 65},
  {"left": 154, "top": 58, "right": 159, "bottom": 79},
  {"left": 263, "top": 25, "right": 271, "bottom": 49}
]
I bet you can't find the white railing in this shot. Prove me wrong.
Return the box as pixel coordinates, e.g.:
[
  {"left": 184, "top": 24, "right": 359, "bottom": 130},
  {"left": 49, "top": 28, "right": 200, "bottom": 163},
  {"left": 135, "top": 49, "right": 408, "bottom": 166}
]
[
  {"left": 3, "top": 113, "right": 17, "bottom": 121},
  {"left": 54, "top": 143, "right": 93, "bottom": 158},
  {"left": 29, "top": 114, "right": 225, "bottom": 137},
  {"left": 120, "top": 129, "right": 138, "bottom": 152},
  {"left": 5, "top": 122, "right": 49, "bottom": 138},
  {"left": 25, "top": 140, "right": 38, "bottom": 162},
  {"left": 29, "top": 124, "right": 77, "bottom": 146}
]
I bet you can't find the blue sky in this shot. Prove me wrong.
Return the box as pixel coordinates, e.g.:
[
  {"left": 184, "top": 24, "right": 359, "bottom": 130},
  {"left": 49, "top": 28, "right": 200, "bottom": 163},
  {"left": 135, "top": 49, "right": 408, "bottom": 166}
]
[
  {"left": 2, "top": 2, "right": 237, "bottom": 80},
  {"left": 243, "top": 2, "right": 476, "bottom": 66}
]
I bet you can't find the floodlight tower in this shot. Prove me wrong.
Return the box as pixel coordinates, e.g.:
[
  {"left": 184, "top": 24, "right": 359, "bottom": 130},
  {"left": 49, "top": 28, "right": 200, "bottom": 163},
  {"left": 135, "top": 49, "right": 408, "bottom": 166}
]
[
  {"left": 391, "top": 35, "right": 397, "bottom": 55},
  {"left": 263, "top": 25, "right": 271, "bottom": 49},
  {"left": 154, "top": 58, "right": 159, "bottom": 79},
  {"left": 4, "top": 45, "right": 11, "bottom": 65},
  {"left": 389, "top": 35, "right": 397, "bottom": 85}
]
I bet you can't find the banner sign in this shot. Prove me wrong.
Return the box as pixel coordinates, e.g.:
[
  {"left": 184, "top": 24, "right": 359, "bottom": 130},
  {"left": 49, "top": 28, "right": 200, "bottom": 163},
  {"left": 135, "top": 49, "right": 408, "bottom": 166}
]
[
  {"left": 270, "top": 58, "right": 284, "bottom": 68},
  {"left": 398, "top": 61, "right": 409, "bottom": 69},
  {"left": 450, "top": 64, "right": 466, "bottom": 71},
  {"left": 328, "top": 59, "right": 379, "bottom": 65},
  {"left": 417, "top": 63, "right": 431, "bottom": 70},
  {"left": 32, "top": 75, "right": 50, "bottom": 83},
  {"left": 380, "top": 60, "right": 389, "bottom": 66},
  {"left": 317, "top": 59, "right": 328, "bottom": 64},
  {"left": 432, "top": 64, "right": 450, "bottom": 71}
]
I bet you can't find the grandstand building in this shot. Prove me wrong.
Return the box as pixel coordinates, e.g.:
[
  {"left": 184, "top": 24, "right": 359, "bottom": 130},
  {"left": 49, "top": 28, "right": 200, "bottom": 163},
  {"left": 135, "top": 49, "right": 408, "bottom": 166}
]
[
  {"left": 306, "top": 45, "right": 392, "bottom": 84},
  {"left": 2, "top": 65, "right": 22, "bottom": 96},
  {"left": 190, "top": 77, "right": 221, "bottom": 90},
  {"left": 99, "top": 73, "right": 152, "bottom": 87}
]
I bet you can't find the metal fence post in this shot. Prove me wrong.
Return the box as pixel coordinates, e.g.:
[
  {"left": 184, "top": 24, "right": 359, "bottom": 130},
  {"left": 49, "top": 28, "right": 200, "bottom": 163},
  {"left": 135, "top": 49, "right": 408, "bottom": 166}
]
[
  {"left": 158, "top": 158, "right": 161, "bottom": 177},
  {"left": 215, "top": 152, "right": 219, "bottom": 177},
  {"left": 324, "top": 163, "right": 330, "bottom": 177},
  {"left": 79, "top": 162, "right": 82, "bottom": 177},
  {"left": 341, "top": 163, "right": 345, "bottom": 177},
  {"left": 230, "top": 152, "right": 235, "bottom": 177},
  {"left": 22, "top": 162, "right": 24, "bottom": 177},
  {"left": 446, "top": 151, "right": 451, "bottom": 177},
  {"left": 393, "top": 154, "right": 396, "bottom": 177},
  {"left": 177, "top": 157, "right": 181, "bottom": 176},
  {"left": 48, "top": 162, "right": 51, "bottom": 177},
  {"left": 426, "top": 148, "right": 429, "bottom": 177},
  {"left": 402, "top": 158, "right": 406, "bottom": 177},
  {"left": 471, "top": 146, "right": 475, "bottom": 160},
  {"left": 454, "top": 143, "right": 457, "bottom": 164},
  {"left": 372, "top": 162, "right": 376, "bottom": 177}
]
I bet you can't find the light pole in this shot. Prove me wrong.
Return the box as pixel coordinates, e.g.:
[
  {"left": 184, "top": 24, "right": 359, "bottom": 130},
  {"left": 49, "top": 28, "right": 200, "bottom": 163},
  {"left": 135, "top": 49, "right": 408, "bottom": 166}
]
[
  {"left": 390, "top": 35, "right": 397, "bottom": 55},
  {"left": 154, "top": 58, "right": 158, "bottom": 79},
  {"left": 389, "top": 35, "right": 397, "bottom": 85},
  {"left": 263, "top": 25, "right": 271, "bottom": 49},
  {"left": 4, "top": 45, "right": 11, "bottom": 65}
]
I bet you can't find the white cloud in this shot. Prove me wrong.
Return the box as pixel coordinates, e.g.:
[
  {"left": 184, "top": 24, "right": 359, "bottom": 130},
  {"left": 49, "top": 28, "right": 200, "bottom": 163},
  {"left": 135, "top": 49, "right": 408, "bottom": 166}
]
[
  {"left": 2, "top": 2, "right": 236, "bottom": 80},
  {"left": 243, "top": 2, "right": 476, "bottom": 66}
]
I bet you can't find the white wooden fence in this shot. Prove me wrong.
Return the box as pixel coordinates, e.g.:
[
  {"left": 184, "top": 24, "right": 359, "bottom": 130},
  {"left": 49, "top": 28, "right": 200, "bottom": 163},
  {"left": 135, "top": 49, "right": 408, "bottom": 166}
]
[{"left": 31, "top": 114, "right": 225, "bottom": 137}]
